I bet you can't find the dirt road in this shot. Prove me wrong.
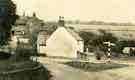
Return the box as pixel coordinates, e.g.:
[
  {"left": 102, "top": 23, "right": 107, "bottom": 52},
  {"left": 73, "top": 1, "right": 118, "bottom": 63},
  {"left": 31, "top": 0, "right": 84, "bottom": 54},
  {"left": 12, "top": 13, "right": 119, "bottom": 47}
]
[{"left": 39, "top": 58, "right": 135, "bottom": 80}]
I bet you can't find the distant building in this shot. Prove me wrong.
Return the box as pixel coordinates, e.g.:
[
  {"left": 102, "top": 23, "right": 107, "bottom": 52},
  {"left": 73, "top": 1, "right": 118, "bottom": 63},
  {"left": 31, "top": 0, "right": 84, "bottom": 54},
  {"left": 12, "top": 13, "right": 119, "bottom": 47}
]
[
  {"left": 37, "top": 31, "right": 50, "bottom": 54},
  {"left": 12, "top": 13, "right": 44, "bottom": 39},
  {"left": 123, "top": 47, "right": 135, "bottom": 55},
  {"left": 11, "top": 16, "right": 31, "bottom": 45},
  {"left": 12, "top": 17, "right": 29, "bottom": 37}
]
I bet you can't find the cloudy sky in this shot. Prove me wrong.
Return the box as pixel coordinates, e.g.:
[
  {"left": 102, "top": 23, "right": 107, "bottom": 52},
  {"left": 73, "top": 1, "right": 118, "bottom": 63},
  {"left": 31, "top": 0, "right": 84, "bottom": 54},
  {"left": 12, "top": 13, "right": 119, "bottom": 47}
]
[{"left": 12, "top": 0, "right": 135, "bottom": 22}]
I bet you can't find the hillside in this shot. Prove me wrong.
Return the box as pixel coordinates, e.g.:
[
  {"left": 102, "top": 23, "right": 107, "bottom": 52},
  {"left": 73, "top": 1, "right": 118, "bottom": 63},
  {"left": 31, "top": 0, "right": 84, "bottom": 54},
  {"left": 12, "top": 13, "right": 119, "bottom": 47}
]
[{"left": 66, "top": 24, "right": 135, "bottom": 40}]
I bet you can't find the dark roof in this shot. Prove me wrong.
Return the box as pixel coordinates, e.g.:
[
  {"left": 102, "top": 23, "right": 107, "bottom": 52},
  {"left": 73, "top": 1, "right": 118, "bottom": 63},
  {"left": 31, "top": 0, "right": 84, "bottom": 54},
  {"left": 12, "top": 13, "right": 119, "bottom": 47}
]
[
  {"left": 38, "top": 31, "right": 50, "bottom": 38},
  {"left": 15, "top": 19, "right": 27, "bottom": 25},
  {"left": 65, "top": 27, "right": 83, "bottom": 41},
  {"left": 15, "top": 16, "right": 30, "bottom": 25},
  {"left": 38, "top": 26, "right": 83, "bottom": 42}
]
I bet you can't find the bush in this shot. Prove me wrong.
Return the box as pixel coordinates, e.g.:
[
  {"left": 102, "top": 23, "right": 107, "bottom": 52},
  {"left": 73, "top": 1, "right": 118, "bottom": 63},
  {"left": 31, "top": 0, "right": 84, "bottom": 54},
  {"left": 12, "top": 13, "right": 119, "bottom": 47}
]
[
  {"left": 11, "top": 47, "right": 33, "bottom": 62},
  {"left": 0, "top": 60, "right": 52, "bottom": 80},
  {"left": 79, "top": 30, "right": 118, "bottom": 56},
  {"left": 0, "top": 51, "right": 11, "bottom": 60}
]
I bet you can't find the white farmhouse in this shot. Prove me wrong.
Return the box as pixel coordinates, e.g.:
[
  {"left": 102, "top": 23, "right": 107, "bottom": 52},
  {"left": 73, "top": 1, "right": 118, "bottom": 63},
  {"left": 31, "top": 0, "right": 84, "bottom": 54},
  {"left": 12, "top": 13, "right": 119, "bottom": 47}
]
[{"left": 37, "top": 26, "right": 84, "bottom": 58}]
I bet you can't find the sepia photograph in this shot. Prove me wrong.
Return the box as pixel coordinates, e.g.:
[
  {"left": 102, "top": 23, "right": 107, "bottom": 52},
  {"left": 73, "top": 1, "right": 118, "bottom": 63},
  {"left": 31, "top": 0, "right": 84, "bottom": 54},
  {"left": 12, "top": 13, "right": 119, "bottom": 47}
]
[{"left": 0, "top": 0, "right": 135, "bottom": 80}]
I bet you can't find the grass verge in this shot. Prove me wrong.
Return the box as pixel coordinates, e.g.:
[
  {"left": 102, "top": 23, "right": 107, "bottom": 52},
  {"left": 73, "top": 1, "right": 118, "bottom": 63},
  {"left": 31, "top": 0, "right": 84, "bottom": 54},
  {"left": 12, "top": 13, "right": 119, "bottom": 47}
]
[{"left": 64, "top": 61, "right": 128, "bottom": 72}]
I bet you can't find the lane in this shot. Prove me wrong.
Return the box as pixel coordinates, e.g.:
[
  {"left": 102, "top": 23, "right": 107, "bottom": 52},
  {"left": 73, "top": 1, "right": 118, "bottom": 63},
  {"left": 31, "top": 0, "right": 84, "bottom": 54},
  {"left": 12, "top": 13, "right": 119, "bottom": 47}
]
[
  {"left": 42, "top": 61, "right": 93, "bottom": 80},
  {"left": 39, "top": 58, "right": 135, "bottom": 80}
]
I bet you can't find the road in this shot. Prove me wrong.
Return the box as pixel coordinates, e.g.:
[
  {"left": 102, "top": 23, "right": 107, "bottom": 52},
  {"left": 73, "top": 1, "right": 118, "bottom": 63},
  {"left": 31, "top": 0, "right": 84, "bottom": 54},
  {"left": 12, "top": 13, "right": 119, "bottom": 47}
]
[{"left": 39, "top": 58, "right": 135, "bottom": 80}]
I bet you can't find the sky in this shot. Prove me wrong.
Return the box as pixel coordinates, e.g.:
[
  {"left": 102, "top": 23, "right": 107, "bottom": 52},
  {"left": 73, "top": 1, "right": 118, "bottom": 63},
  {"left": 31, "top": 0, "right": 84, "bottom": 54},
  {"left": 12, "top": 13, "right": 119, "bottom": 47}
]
[{"left": 12, "top": 0, "right": 135, "bottom": 22}]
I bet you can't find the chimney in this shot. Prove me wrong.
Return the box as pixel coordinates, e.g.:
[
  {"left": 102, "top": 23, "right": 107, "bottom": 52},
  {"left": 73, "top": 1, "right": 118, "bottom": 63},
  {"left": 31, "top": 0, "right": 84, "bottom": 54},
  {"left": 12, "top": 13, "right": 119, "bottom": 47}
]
[
  {"left": 58, "top": 16, "right": 65, "bottom": 26},
  {"left": 32, "top": 12, "right": 36, "bottom": 17}
]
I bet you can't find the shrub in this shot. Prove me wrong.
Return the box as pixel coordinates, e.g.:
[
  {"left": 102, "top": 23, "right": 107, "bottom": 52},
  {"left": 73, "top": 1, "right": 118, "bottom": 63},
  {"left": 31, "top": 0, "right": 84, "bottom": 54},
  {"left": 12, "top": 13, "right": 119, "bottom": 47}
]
[
  {"left": 11, "top": 47, "right": 33, "bottom": 62},
  {"left": 0, "top": 51, "right": 11, "bottom": 60}
]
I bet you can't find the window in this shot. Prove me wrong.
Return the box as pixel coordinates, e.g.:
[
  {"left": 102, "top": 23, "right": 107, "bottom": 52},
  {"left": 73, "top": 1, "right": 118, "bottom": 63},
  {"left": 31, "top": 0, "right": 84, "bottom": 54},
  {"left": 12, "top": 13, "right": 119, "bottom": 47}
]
[{"left": 39, "top": 44, "right": 46, "bottom": 46}]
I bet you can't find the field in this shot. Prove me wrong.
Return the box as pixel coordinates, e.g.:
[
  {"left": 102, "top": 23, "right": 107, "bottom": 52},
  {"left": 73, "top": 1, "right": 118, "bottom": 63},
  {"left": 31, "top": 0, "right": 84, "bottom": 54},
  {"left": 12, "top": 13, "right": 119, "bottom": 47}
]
[{"left": 66, "top": 24, "right": 135, "bottom": 40}]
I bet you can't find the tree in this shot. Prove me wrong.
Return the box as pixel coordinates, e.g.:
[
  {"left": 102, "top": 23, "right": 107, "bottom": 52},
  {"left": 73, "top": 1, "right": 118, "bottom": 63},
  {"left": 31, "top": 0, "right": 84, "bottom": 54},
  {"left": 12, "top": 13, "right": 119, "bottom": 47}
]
[
  {"left": 79, "top": 30, "right": 118, "bottom": 53},
  {"left": 79, "top": 31, "right": 96, "bottom": 52},
  {"left": 0, "top": 0, "right": 18, "bottom": 45}
]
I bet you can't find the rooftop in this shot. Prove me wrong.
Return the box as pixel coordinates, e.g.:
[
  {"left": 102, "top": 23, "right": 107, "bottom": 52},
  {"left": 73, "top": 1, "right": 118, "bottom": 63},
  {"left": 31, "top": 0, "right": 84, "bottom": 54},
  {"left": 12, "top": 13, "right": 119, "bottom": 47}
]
[{"left": 65, "top": 27, "right": 83, "bottom": 41}]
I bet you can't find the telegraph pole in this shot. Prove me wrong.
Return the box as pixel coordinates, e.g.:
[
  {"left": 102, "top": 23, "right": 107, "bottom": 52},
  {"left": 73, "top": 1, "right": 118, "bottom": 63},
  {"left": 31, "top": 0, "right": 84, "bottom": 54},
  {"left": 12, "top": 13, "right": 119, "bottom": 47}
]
[{"left": 103, "top": 41, "right": 115, "bottom": 62}]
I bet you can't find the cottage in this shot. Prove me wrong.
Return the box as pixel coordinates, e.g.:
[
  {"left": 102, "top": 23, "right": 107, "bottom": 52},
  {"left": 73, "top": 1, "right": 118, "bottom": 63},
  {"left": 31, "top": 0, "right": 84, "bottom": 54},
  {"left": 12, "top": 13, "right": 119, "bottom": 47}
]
[
  {"left": 47, "top": 26, "right": 84, "bottom": 58},
  {"left": 37, "top": 16, "right": 84, "bottom": 58},
  {"left": 37, "top": 26, "right": 84, "bottom": 58}
]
